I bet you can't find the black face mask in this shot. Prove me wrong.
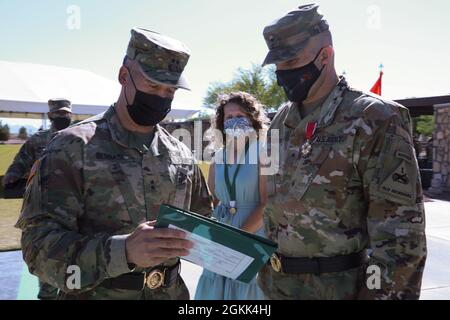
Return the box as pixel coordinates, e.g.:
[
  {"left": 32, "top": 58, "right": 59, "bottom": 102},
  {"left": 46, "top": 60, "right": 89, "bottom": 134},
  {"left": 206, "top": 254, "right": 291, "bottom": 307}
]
[
  {"left": 125, "top": 69, "right": 172, "bottom": 126},
  {"left": 276, "top": 49, "right": 325, "bottom": 103},
  {"left": 51, "top": 117, "right": 71, "bottom": 131}
]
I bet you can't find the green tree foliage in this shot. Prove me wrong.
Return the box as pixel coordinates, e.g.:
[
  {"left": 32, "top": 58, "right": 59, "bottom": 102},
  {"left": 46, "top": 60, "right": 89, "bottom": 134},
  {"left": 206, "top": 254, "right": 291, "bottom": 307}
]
[
  {"left": 203, "top": 64, "right": 286, "bottom": 111},
  {"left": 415, "top": 115, "right": 435, "bottom": 137},
  {"left": 18, "top": 127, "right": 28, "bottom": 140},
  {"left": 0, "top": 122, "right": 10, "bottom": 141}
]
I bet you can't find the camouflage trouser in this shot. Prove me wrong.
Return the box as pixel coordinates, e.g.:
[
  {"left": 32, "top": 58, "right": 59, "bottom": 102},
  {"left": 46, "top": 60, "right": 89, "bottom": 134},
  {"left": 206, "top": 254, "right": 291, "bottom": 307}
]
[
  {"left": 38, "top": 281, "right": 59, "bottom": 300},
  {"left": 57, "top": 275, "right": 189, "bottom": 300},
  {"left": 257, "top": 264, "right": 365, "bottom": 300}
]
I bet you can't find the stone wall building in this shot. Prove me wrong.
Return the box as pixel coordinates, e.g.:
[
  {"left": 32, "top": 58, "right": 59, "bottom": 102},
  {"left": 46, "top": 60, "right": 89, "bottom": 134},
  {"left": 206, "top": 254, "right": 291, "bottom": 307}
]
[{"left": 429, "top": 104, "right": 450, "bottom": 195}]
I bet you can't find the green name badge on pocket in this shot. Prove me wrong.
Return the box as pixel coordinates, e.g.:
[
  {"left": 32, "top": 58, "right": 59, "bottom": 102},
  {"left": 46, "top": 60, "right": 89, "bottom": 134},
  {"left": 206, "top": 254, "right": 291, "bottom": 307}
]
[{"left": 156, "top": 204, "right": 278, "bottom": 283}]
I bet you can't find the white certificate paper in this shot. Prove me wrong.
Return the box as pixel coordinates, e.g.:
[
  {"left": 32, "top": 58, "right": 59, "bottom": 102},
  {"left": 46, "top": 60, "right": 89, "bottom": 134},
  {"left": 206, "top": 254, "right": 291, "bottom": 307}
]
[{"left": 169, "top": 224, "right": 254, "bottom": 280}]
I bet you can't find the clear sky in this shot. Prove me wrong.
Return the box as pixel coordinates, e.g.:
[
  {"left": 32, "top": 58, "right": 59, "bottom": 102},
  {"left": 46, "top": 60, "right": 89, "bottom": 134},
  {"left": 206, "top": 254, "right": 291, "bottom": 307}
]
[{"left": 1, "top": 0, "right": 450, "bottom": 127}]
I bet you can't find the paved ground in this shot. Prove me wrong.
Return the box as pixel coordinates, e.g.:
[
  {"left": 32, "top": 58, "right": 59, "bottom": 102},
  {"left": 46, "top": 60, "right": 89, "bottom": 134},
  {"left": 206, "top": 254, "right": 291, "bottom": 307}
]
[
  {"left": 0, "top": 199, "right": 449, "bottom": 300},
  {"left": 419, "top": 199, "right": 450, "bottom": 299}
]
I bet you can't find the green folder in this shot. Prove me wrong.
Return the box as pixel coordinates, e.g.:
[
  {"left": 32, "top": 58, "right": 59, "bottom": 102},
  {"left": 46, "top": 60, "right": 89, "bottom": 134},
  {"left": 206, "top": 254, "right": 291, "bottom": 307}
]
[{"left": 156, "top": 204, "right": 278, "bottom": 283}]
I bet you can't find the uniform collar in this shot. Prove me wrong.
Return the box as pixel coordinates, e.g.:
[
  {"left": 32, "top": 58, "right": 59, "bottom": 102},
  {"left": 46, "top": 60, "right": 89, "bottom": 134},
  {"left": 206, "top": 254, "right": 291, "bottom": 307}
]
[
  {"left": 49, "top": 124, "right": 59, "bottom": 134},
  {"left": 104, "top": 105, "right": 165, "bottom": 156},
  {"left": 283, "top": 102, "right": 302, "bottom": 129},
  {"left": 283, "top": 76, "right": 349, "bottom": 130},
  {"left": 317, "top": 76, "right": 348, "bottom": 128}
]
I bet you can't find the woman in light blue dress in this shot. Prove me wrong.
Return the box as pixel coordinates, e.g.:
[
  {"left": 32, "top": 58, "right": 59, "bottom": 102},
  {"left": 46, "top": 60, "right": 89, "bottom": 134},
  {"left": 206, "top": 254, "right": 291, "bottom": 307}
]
[{"left": 195, "top": 92, "right": 269, "bottom": 300}]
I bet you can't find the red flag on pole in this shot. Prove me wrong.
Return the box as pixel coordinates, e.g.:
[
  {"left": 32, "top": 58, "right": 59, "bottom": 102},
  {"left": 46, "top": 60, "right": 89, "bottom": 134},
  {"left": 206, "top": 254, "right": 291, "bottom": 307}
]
[
  {"left": 370, "top": 64, "right": 384, "bottom": 95},
  {"left": 370, "top": 70, "right": 383, "bottom": 95}
]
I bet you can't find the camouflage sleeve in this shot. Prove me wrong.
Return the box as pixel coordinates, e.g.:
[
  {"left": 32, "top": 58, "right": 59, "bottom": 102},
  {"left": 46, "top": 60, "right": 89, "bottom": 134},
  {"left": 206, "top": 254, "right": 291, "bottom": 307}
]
[
  {"left": 189, "top": 162, "right": 213, "bottom": 217},
  {"left": 356, "top": 108, "right": 427, "bottom": 300},
  {"left": 16, "top": 134, "right": 132, "bottom": 294},
  {"left": 4, "top": 138, "right": 38, "bottom": 181}
]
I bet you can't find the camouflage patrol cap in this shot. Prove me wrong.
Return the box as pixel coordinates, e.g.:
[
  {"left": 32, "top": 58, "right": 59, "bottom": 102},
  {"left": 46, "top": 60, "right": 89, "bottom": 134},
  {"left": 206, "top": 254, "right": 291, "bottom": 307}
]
[
  {"left": 262, "top": 4, "right": 329, "bottom": 66},
  {"left": 126, "top": 28, "right": 191, "bottom": 90},
  {"left": 48, "top": 98, "right": 72, "bottom": 113}
]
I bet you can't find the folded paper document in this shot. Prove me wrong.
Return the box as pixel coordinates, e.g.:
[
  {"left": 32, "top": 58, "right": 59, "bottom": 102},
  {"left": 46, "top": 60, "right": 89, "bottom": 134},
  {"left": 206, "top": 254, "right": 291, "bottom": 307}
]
[{"left": 156, "top": 204, "right": 278, "bottom": 283}]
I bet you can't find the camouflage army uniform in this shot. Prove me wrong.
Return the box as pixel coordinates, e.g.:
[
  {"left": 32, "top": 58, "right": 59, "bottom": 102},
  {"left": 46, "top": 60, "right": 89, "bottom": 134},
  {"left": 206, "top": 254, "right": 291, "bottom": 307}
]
[
  {"left": 6, "top": 99, "right": 72, "bottom": 300},
  {"left": 4, "top": 127, "right": 61, "bottom": 299},
  {"left": 4, "top": 128, "right": 55, "bottom": 182},
  {"left": 16, "top": 105, "right": 213, "bottom": 300},
  {"left": 258, "top": 77, "right": 427, "bottom": 300}
]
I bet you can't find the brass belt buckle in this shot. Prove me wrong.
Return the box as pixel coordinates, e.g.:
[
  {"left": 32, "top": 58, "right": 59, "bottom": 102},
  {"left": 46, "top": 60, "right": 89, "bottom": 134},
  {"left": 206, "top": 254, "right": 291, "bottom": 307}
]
[
  {"left": 270, "top": 253, "right": 282, "bottom": 273},
  {"left": 145, "top": 269, "right": 165, "bottom": 289}
]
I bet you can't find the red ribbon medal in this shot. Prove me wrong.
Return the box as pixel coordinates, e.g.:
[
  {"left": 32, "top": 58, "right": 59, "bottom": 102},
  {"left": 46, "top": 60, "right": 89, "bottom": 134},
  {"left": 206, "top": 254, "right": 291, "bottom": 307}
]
[{"left": 301, "top": 122, "right": 317, "bottom": 158}]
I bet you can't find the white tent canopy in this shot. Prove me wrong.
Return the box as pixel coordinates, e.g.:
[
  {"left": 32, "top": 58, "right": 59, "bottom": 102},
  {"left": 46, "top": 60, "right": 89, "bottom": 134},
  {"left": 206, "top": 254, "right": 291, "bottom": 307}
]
[{"left": 0, "top": 61, "right": 199, "bottom": 121}]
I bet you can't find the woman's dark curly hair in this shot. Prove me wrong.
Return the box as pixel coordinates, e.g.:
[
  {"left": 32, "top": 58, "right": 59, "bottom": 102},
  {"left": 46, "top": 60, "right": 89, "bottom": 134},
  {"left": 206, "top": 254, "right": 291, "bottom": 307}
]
[
  {"left": 212, "top": 91, "right": 269, "bottom": 135},
  {"left": 206, "top": 92, "right": 269, "bottom": 152}
]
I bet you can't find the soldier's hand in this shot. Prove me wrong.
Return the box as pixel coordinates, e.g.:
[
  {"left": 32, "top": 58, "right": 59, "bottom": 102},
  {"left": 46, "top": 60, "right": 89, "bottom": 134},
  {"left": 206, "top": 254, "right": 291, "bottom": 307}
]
[{"left": 125, "top": 221, "right": 193, "bottom": 268}]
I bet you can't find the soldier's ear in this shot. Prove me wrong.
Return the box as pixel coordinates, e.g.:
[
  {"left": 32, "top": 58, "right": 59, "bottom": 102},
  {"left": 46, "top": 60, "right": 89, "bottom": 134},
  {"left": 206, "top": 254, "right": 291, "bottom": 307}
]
[
  {"left": 320, "top": 46, "right": 334, "bottom": 66},
  {"left": 118, "top": 66, "right": 129, "bottom": 85}
]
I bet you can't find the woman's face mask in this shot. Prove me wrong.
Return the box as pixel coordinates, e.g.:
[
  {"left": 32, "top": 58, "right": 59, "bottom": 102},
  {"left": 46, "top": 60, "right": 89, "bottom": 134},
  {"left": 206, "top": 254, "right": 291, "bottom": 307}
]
[{"left": 223, "top": 116, "right": 255, "bottom": 137}]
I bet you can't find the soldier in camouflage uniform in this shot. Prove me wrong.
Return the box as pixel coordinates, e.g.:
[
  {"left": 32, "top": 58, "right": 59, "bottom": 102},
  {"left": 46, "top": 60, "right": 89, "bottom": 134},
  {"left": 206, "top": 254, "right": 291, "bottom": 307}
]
[
  {"left": 4, "top": 99, "right": 72, "bottom": 300},
  {"left": 258, "top": 4, "right": 426, "bottom": 299},
  {"left": 16, "top": 28, "right": 213, "bottom": 300},
  {"left": 3, "top": 99, "right": 73, "bottom": 186}
]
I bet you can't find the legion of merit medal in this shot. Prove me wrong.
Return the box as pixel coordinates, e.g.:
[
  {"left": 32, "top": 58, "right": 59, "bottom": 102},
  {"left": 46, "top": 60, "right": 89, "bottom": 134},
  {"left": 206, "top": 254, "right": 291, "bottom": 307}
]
[{"left": 301, "top": 122, "right": 317, "bottom": 158}]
